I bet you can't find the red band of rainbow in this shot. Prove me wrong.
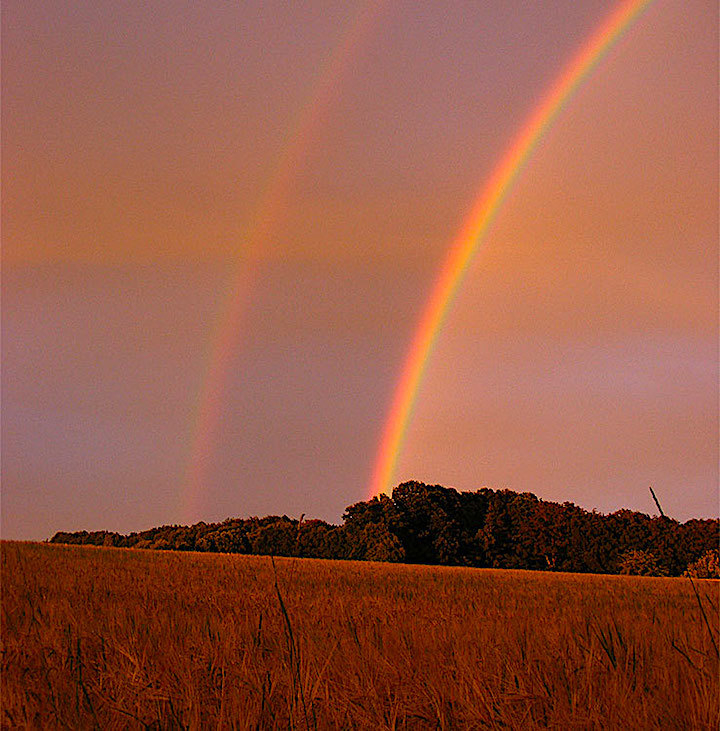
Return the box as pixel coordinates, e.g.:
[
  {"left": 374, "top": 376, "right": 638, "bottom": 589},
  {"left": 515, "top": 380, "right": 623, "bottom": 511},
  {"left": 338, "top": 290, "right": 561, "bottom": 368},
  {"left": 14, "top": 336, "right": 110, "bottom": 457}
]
[
  {"left": 182, "top": 0, "right": 387, "bottom": 523},
  {"left": 367, "top": 0, "right": 655, "bottom": 499}
]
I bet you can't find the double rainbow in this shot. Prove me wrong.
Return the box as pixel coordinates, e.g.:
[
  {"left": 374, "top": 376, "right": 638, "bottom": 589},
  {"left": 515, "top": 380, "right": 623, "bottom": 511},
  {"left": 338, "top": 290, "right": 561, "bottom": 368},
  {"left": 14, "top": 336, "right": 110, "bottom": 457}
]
[
  {"left": 368, "top": 0, "right": 655, "bottom": 498},
  {"left": 182, "top": 0, "right": 387, "bottom": 522}
]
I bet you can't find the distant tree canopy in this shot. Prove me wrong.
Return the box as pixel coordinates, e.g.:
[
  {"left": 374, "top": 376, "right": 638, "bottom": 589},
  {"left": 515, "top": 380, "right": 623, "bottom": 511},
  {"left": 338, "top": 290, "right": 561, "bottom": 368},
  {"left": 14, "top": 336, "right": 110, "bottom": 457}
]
[{"left": 50, "top": 482, "right": 718, "bottom": 577}]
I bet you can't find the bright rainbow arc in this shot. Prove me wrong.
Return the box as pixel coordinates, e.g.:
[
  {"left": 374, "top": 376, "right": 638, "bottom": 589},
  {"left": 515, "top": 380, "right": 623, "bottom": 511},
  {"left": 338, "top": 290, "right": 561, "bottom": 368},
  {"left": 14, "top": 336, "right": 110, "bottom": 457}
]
[
  {"left": 182, "top": 0, "right": 387, "bottom": 523},
  {"left": 368, "top": 0, "right": 655, "bottom": 499}
]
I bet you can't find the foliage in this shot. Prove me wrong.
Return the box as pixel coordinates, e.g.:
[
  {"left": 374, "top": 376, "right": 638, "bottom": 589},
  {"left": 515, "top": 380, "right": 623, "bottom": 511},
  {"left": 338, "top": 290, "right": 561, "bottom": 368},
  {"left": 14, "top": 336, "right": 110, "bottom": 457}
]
[
  {"left": 618, "top": 549, "right": 668, "bottom": 577},
  {"left": 684, "top": 549, "right": 720, "bottom": 579},
  {"left": 49, "top": 482, "right": 718, "bottom": 577}
]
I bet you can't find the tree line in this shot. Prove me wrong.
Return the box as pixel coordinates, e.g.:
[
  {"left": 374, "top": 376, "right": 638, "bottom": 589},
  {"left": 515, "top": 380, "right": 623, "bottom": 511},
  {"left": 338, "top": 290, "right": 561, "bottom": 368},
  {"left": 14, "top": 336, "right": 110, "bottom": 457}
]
[{"left": 50, "top": 482, "right": 718, "bottom": 577}]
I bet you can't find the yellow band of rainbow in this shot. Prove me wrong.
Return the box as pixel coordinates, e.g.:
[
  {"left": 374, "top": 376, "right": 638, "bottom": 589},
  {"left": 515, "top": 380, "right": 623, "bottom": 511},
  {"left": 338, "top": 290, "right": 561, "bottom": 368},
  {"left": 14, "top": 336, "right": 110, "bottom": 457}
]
[
  {"left": 182, "top": 0, "right": 387, "bottom": 522},
  {"left": 368, "top": 0, "right": 655, "bottom": 499}
]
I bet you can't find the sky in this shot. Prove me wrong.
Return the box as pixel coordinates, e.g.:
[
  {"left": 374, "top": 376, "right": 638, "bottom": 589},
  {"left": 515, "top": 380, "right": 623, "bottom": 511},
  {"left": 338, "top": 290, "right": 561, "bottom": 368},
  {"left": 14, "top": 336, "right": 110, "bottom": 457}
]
[{"left": 2, "top": 0, "right": 717, "bottom": 540}]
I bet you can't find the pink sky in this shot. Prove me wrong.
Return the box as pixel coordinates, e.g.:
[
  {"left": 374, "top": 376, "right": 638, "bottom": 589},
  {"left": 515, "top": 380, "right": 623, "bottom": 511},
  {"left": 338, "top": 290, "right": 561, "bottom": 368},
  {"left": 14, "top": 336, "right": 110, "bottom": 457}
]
[{"left": 2, "top": 0, "right": 717, "bottom": 539}]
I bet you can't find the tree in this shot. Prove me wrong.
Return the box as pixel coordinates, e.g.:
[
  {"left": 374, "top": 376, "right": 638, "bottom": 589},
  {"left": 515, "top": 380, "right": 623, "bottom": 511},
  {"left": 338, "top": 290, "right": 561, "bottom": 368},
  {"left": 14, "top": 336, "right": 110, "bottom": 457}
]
[
  {"left": 390, "top": 481, "right": 467, "bottom": 565},
  {"left": 247, "top": 519, "right": 299, "bottom": 557},
  {"left": 618, "top": 549, "right": 667, "bottom": 577},
  {"left": 342, "top": 495, "right": 405, "bottom": 562},
  {"left": 297, "top": 520, "right": 344, "bottom": 559}
]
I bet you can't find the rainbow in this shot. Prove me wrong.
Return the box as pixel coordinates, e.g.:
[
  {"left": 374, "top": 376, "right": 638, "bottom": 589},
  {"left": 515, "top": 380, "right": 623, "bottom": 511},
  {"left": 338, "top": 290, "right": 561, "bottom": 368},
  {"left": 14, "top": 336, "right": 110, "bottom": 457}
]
[
  {"left": 368, "top": 0, "right": 655, "bottom": 499},
  {"left": 182, "top": 0, "right": 387, "bottom": 523}
]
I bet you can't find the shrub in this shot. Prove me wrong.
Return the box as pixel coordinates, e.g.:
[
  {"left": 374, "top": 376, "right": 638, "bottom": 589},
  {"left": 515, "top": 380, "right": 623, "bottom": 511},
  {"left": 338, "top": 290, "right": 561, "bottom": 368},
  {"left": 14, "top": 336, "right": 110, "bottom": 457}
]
[
  {"left": 684, "top": 549, "right": 719, "bottom": 579},
  {"left": 619, "top": 549, "right": 667, "bottom": 577}
]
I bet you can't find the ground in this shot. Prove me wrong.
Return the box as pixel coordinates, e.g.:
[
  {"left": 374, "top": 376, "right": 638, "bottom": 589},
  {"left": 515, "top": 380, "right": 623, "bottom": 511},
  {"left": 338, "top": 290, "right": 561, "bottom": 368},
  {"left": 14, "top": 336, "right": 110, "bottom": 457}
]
[{"left": 2, "top": 541, "right": 718, "bottom": 729}]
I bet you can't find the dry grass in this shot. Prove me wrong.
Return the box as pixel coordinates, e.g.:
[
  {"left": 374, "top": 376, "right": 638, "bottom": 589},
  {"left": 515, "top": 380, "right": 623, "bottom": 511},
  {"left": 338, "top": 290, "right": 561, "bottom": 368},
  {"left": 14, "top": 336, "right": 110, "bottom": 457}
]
[{"left": 2, "top": 541, "right": 718, "bottom": 729}]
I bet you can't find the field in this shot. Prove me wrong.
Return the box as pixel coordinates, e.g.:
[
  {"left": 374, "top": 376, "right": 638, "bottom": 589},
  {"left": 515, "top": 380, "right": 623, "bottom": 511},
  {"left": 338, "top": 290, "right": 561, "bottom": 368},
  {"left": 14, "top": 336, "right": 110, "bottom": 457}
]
[{"left": 2, "top": 542, "right": 718, "bottom": 729}]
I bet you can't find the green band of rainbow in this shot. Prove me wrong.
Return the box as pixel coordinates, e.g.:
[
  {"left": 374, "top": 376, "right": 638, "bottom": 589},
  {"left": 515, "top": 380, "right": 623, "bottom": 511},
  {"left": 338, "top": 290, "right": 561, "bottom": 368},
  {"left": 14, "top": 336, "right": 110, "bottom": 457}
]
[
  {"left": 368, "top": 0, "right": 655, "bottom": 499},
  {"left": 182, "top": 0, "right": 387, "bottom": 523}
]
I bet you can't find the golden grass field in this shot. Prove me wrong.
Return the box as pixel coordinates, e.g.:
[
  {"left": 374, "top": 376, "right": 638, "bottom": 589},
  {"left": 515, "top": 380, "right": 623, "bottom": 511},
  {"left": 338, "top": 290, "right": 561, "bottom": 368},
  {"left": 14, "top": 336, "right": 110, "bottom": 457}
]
[{"left": 2, "top": 541, "right": 718, "bottom": 729}]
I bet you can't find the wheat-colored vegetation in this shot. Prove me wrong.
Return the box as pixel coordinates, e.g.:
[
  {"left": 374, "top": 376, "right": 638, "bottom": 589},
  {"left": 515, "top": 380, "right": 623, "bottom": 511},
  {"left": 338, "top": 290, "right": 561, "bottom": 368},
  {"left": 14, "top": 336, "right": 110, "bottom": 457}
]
[{"left": 2, "top": 541, "right": 718, "bottom": 729}]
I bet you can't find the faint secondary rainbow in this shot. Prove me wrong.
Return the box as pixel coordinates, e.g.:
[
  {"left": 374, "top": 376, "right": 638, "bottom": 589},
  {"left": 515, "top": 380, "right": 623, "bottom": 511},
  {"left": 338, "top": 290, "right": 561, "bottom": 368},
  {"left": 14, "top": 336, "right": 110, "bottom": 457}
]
[
  {"left": 368, "top": 0, "right": 655, "bottom": 499},
  {"left": 182, "top": 0, "right": 387, "bottom": 523}
]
